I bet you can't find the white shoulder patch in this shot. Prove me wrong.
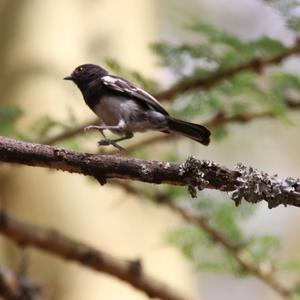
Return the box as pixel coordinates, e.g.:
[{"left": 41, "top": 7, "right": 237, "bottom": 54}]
[
  {"left": 102, "top": 75, "right": 119, "bottom": 84},
  {"left": 102, "top": 76, "right": 124, "bottom": 92}
]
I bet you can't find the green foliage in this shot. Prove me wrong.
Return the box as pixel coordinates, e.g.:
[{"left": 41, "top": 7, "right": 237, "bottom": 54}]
[
  {"left": 152, "top": 23, "right": 287, "bottom": 79},
  {"left": 279, "top": 258, "right": 300, "bottom": 271},
  {"left": 262, "top": 0, "right": 300, "bottom": 32},
  {"left": 167, "top": 225, "right": 211, "bottom": 259},
  {"left": 165, "top": 185, "right": 190, "bottom": 199},
  {"left": 60, "top": 138, "right": 83, "bottom": 151},
  {"left": 0, "top": 105, "right": 25, "bottom": 139},
  {"left": 247, "top": 235, "right": 280, "bottom": 264},
  {"left": 167, "top": 224, "right": 242, "bottom": 274},
  {"left": 187, "top": 23, "right": 245, "bottom": 50},
  {"left": 166, "top": 196, "right": 257, "bottom": 275},
  {"left": 211, "top": 127, "right": 229, "bottom": 142},
  {"left": 153, "top": 22, "right": 298, "bottom": 130},
  {"left": 167, "top": 224, "right": 241, "bottom": 273},
  {"left": 252, "top": 36, "right": 288, "bottom": 56},
  {"left": 0, "top": 104, "right": 85, "bottom": 145},
  {"left": 30, "top": 115, "right": 67, "bottom": 140},
  {"left": 293, "top": 283, "right": 300, "bottom": 300}
]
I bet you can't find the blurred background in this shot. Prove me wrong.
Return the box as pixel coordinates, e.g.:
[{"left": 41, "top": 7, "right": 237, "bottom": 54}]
[{"left": 0, "top": 0, "right": 300, "bottom": 299}]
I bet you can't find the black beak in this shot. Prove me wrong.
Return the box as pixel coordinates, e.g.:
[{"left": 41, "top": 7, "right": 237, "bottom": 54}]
[{"left": 64, "top": 75, "right": 73, "bottom": 80}]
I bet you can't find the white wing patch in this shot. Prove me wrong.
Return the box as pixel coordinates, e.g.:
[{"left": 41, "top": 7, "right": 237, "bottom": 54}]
[
  {"left": 101, "top": 75, "right": 169, "bottom": 115},
  {"left": 102, "top": 75, "right": 124, "bottom": 92}
]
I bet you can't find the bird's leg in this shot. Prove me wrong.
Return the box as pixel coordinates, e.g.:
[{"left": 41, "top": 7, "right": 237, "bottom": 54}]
[
  {"left": 97, "top": 133, "right": 134, "bottom": 151},
  {"left": 84, "top": 125, "right": 123, "bottom": 138},
  {"left": 84, "top": 125, "right": 124, "bottom": 131},
  {"left": 84, "top": 122, "right": 133, "bottom": 151}
]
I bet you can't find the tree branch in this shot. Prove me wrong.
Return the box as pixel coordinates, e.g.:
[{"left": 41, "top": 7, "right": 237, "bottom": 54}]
[
  {"left": 0, "top": 136, "right": 300, "bottom": 208},
  {"left": 154, "top": 42, "right": 300, "bottom": 102},
  {"left": 0, "top": 211, "right": 188, "bottom": 300},
  {"left": 0, "top": 136, "right": 239, "bottom": 189}
]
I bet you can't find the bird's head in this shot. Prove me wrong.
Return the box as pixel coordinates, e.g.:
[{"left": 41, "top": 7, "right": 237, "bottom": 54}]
[{"left": 64, "top": 64, "right": 108, "bottom": 86}]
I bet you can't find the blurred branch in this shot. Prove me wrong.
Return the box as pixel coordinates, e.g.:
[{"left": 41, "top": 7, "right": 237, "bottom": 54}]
[
  {"left": 42, "top": 119, "right": 100, "bottom": 145},
  {"left": 155, "top": 41, "right": 300, "bottom": 101},
  {"left": 111, "top": 181, "right": 292, "bottom": 299},
  {"left": 0, "top": 266, "right": 41, "bottom": 300},
  {"left": 0, "top": 136, "right": 300, "bottom": 208},
  {"left": 165, "top": 202, "right": 292, "bottom": 298},
  {"left": 0, "top": 211, "right": 188, "bottom": 300}
]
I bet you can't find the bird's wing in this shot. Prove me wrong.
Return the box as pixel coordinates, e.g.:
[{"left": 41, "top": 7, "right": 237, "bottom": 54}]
[{"left": 101, "top": 75, "right": 169, "bottom": 115}]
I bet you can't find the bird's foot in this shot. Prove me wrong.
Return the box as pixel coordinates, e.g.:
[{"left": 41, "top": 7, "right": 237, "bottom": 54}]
[{"left": 97, "top": 139, "right": 125, "bottom": 151}]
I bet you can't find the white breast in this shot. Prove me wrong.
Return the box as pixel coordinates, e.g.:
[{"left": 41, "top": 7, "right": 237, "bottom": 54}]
[{"left": 93, "top": 95, "right": 124, "bottom": 126}]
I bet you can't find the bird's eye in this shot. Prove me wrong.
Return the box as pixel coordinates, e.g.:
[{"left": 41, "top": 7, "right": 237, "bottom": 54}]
[{"left": 78, "top": 66, "right": 84, "bottom": 72}]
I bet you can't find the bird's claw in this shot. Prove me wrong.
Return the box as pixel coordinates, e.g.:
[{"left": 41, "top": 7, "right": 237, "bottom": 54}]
[{"left": 97, "top": 139, "right": 125, "bottom": 151}]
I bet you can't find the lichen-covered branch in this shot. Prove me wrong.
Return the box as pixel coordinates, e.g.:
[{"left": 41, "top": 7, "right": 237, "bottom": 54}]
[
  {"left": 0, "top": 136, "right": 240, "bottom": 189},
  {"left": 0, "top": 211, "right": 188, "bottom": 300},
  {"left": 0, "top": 136, "right": 300, "bottom": 208}
]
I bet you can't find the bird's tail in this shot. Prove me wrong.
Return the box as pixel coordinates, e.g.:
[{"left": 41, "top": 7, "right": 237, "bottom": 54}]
[{"left": 167, "top": 117, "right": 211, "bottom": 145}]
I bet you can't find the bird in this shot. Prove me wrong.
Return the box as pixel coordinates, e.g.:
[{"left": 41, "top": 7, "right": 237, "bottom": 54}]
[{"left": 64, "top": 64, "right": 211, "bottom": 151}]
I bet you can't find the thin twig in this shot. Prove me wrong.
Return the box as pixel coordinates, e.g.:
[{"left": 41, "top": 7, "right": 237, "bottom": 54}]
[{"left": 0, "top": 211, "right": 189, "bottom": 300}]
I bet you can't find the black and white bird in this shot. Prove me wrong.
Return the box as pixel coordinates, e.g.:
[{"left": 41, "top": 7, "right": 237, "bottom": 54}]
[{"left": 64, "top": 64, "right": 211, "bottom": 150}]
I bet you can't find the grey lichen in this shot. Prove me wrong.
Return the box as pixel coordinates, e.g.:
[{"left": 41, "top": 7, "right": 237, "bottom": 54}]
[
  {"left": 180, "top": 156, "right": 210, "bottom": 198},
  {"left": 140, "top": 164, "right": 151, "bottom": 175},
  {"left": 53, "top": 147, "right": 68, "bottom": 160},
  {"left": 164, "top": 162, "right": 171, "bottom": 169},
  {"left": 231, "top": 163, "right": 300, "bottom": 208}
]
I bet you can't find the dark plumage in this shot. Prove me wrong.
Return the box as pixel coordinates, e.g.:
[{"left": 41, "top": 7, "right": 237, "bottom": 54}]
[{"left": 64, "top": 64, "right": 211, "bottom": 150}]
